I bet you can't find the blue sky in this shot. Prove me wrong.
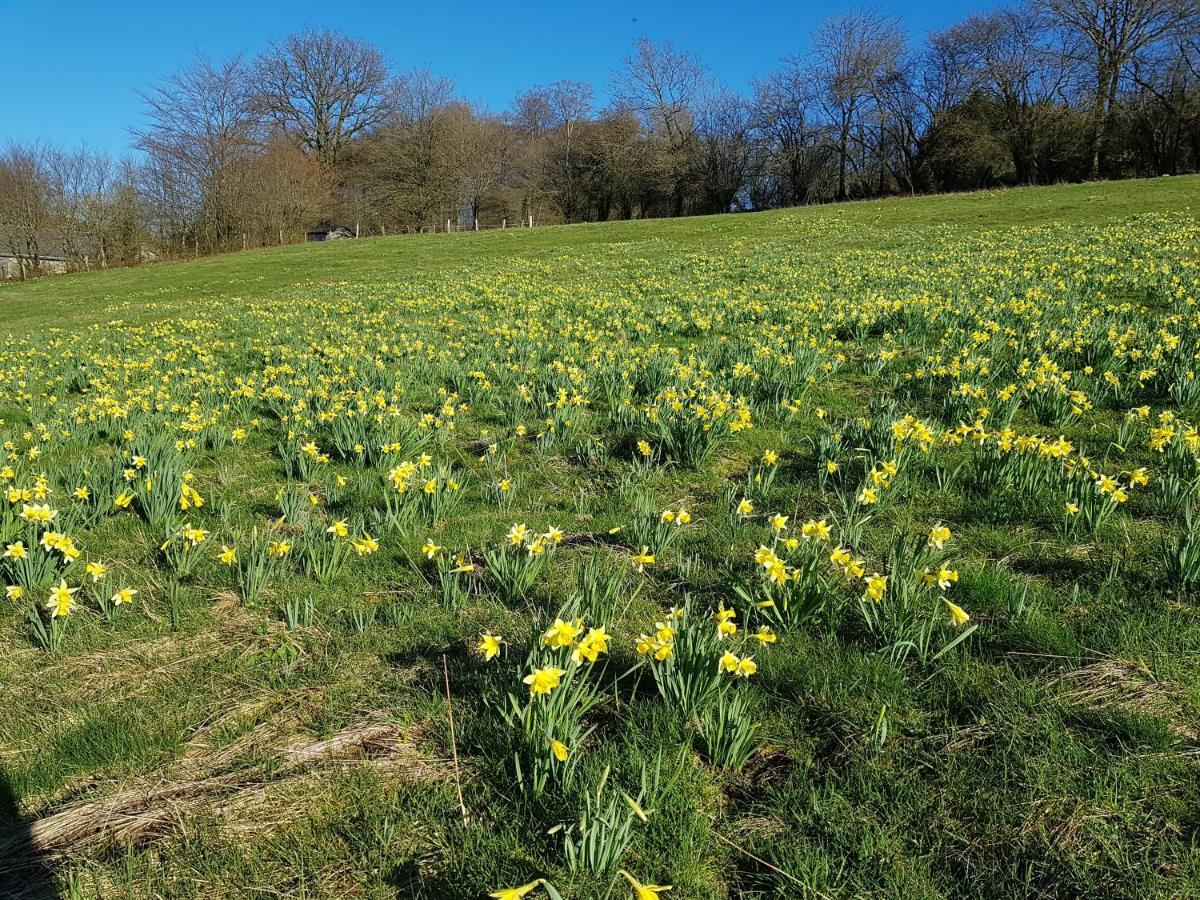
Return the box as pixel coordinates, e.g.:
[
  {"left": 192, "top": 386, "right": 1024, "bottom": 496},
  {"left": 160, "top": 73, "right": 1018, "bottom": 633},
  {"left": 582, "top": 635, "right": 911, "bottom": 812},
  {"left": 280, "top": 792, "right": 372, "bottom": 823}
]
[{"left": 3, "top": 0, "right": 981, "bottom": 156}]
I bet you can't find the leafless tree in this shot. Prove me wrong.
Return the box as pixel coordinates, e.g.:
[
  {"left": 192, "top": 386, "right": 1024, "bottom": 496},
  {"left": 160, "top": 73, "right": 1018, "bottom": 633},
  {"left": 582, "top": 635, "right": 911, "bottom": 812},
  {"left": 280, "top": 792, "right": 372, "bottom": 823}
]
[
  {"left": 928, "top": 8, "right": 1075, "bottom": 184},
  {"left": 751, "top": 68, "right": 831, "bottom": 205},
  {"left": 254, "top": 27, "right": 391, "bottom": 167},
  {"left": 615, "top": 37, "right": 708, "bottom": 213},
  {"left": 696, "top": 88, "right": 753, "bottom": 212},
  {"left": 244, "top": 135, "right": 334, "bottom": 244},
  {"left": 1048, "top": 0, "right": 1197, "bottom": 175},
  {"left": 445, "top": 104, "right": 512, "bottom": 226},
  {"left": 134, "top": 55, "right": 259, "bottom": 251},
  {"left": 0, "top": 143, "right": 53, "bottom": 277},
  {"left": 546, "top": 81, "right": 594, "bottom": 219},
  {"left": 810, "top": 10, "right": 907, "bottom": 200},
  {"left": 357, "top": 70, "right": 457, "bottom": 231}
]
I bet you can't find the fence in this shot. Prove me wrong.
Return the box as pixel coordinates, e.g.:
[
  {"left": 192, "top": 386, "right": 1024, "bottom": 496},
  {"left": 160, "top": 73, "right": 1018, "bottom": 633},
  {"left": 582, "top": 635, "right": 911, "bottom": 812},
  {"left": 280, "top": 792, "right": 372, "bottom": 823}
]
[{"left": 440, "top": 216, "right": 537, "bottom": 233}]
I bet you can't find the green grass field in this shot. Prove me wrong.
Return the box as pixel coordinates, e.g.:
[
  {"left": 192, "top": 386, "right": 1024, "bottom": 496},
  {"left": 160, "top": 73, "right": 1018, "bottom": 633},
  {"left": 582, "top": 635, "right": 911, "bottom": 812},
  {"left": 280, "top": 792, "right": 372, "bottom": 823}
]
[{"left": 1, "top": 176, "right": 1199, "bottom": 899}]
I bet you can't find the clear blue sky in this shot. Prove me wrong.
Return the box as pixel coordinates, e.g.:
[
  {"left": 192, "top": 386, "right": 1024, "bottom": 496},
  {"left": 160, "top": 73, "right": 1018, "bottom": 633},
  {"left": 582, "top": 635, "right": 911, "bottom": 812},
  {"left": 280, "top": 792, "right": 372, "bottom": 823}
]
[{"left": 2, "top": 0, "right": 981, "bottom": 156}]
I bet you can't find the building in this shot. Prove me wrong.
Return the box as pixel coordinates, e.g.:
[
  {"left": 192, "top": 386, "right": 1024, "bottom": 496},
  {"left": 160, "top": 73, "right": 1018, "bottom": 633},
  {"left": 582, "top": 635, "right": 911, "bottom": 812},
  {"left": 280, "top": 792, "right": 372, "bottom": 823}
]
[
  {"left": 305, "top": 225, "right": 355, "bottom": 242},
  {"left": 0, "top": 230, "right": 156, "bottom": 281},
  {"left": 0, "top": 232, "right": 79, "bottom": 280}
]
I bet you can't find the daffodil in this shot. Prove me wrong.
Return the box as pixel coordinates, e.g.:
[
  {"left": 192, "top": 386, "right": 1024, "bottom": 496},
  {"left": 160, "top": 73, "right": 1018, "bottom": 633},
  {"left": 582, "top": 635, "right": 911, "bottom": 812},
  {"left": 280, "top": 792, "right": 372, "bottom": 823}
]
[
  {"left": 476, "top": 632, "right": 502, "bottom": 660},
  {"left": 542, "top": 617, "right": 582, "bottom": 649},
  {"left": 631, "top": 546, "right": 655, "bottom": 571},
  {"left": 112, "top": 587, "right": 137, "bottom": 606},
  {"left": 620, "top": 869, "right": 671, "bottom": 898},
  {"left": 352, "top": 533, "right": 380, "bottom": 555},
  {"left": 862, "top": 572, "right": 887, "bottom": 603},
  {"left": 801, "top": 519, "right": 831, "bottom": 541},
  {"left": 46, "top": 580, "right": 77, "bottom": 618},
  {"left": 943, "top": 598, "right": 970, "bottom": 626},
  {"left": 928, "top": 524, "right": 952, "bottom": 549},
  {"left": 523, "top": 665, "right": 566, "bottom": 696},
  {"left": 572, "top": 626, "right": 610, "bottom": 663},
  {"left": 489, "top": 881, "right": 542, "bottom": 900},
  {"left": 922, "top": 567, "right": 959, "bottom": 590}
]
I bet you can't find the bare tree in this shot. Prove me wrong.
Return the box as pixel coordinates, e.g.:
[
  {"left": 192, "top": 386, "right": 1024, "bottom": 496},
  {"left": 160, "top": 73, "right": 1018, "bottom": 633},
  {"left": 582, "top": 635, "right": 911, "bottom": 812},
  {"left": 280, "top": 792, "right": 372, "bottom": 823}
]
[
  {"left": 696, "top": 89, "right": 753, "bottom": 212},
  {"left": 1048, "top": 0, "right": 1197, "bottom": 175},
  {"left": 254, "top": 27, "right": 391, "bottom": 167},
  {"left": 614, "top": 38, "right": 707, "bottom": 214},
  {"left": 134, "top": 55, "right": 260, "bottom": 252},
  {"left": 546, "top": 81, "right": 594, "bottom": 220},
  {"left": 751, "top": 67, "right": 831, "bottom": 205},
  {"left": 513, "top": 81, "right": 595, "bottom": 221},
  {"left": 444, "top": 104, "right": 512, "bottom": 226},
  {"left": 0, "top": 143, "right": 53, "bottom": 278},
  {"left": 391, "top": 67, "right": 456, "bottom": 128},
  {"left": 245, "top": 135, "right": 333, "bottom": 245},
  {"left": 357, "top": 70, "right": 457, "bottom": 231},
  {"left": 811, "top": 10, "right": 907, "bottom": 200},
  {"left": 928, "top": 8, "right": 1075, "bottom": 184}
]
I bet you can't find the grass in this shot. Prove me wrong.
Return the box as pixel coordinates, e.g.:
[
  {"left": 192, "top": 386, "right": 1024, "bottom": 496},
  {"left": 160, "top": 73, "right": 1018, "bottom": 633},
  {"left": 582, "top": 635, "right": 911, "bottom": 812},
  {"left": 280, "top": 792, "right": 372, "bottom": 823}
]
[
  {"left": 1, "top": 175, "right": 1194, "bottom": 330},
  {"left": 0, "top": 174, "right": 1198, "bottom": 899}
]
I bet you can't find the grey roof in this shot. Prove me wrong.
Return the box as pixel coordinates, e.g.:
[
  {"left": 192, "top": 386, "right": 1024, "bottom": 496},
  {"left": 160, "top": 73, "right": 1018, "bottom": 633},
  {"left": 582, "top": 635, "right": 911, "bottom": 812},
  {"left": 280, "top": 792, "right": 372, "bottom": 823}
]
[{"left": 0, "top": 230, "right": 102, "bottom": 261}]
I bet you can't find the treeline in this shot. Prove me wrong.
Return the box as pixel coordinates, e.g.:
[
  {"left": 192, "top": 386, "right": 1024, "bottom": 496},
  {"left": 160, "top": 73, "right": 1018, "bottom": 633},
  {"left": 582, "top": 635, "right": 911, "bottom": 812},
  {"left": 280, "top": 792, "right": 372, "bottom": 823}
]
[{"left": 2, "top": 1, "right": 1197, "bottom": 278}]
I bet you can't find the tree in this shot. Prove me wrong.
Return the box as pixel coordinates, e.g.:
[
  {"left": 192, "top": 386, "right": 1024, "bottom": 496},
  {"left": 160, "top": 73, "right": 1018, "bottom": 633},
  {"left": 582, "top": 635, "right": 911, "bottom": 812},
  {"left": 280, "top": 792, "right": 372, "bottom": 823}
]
[
  {"left": 444, "top": 104, "right": 512, "bottom": 226},
  {"left": 811, "top": 11, "right": 907, "bottom": 200},
  {"left": 545, "top": 81, "right": 594, "bottom": 220},
  {"left": 1048, "top": 0, "right": 1197, "bottom": 176},
  {"left": 0, "top": 143, "right": 53, "bottom": 277},
  {"left": 614, "top": 37, "right": 707, "bottom": 214},
  {"left": 695, "top": 89, "right": 753, "bottom": 212},
  {"left": 926, "top": 8, "right": 1077, "bottom": 185},
  {"left": 245, "top": 136, "right": 334, "bottom": 245},
  {"left": 751, "top": 67, "right": 831, "bottom": 205},
  {"left": 1123, "top": 32, "right": 1200, "bottom": 173},
  {"left": 134, "top": 55, "right": 260, "bottom": 252},
  {"left": 355, "top": 69, "right": 457, "bottom": 231},
  {"left": 254, "top": 27, "right": 391, "bottom": 167}
]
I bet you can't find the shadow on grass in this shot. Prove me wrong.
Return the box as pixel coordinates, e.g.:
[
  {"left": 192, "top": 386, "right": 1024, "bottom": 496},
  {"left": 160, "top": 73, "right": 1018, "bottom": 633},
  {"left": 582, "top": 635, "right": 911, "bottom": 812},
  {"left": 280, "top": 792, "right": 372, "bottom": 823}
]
[{"left": 0, "top": 766, "right": 59, "bottom": 900}]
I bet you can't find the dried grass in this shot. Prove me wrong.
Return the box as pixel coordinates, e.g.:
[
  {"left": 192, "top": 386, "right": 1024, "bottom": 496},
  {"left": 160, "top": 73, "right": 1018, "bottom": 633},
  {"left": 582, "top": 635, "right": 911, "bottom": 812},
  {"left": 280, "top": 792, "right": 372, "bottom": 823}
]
[
  {"left": 0, "top": 720, "right": 446, "bottom": 869},
  {"left": 1049, "top": 657, "right": 1198, "bottom": 741}
]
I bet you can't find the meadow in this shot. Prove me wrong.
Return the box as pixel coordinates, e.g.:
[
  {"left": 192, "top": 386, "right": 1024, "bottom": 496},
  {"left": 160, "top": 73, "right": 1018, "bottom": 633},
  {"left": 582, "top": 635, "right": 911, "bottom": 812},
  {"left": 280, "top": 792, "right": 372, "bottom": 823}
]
[{"left": 1, "top": 176, "right": 1199, "bottom": 899}]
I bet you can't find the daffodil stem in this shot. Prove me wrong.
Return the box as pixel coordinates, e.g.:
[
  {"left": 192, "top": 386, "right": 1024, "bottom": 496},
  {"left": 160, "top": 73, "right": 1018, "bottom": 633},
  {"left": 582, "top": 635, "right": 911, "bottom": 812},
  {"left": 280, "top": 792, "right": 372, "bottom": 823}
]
[
  {"left": 443, "top": 653, "right": 469, "bottom": 827},
  {"left": 709, "top": 823, "right": 822, "bottom": 897}
]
